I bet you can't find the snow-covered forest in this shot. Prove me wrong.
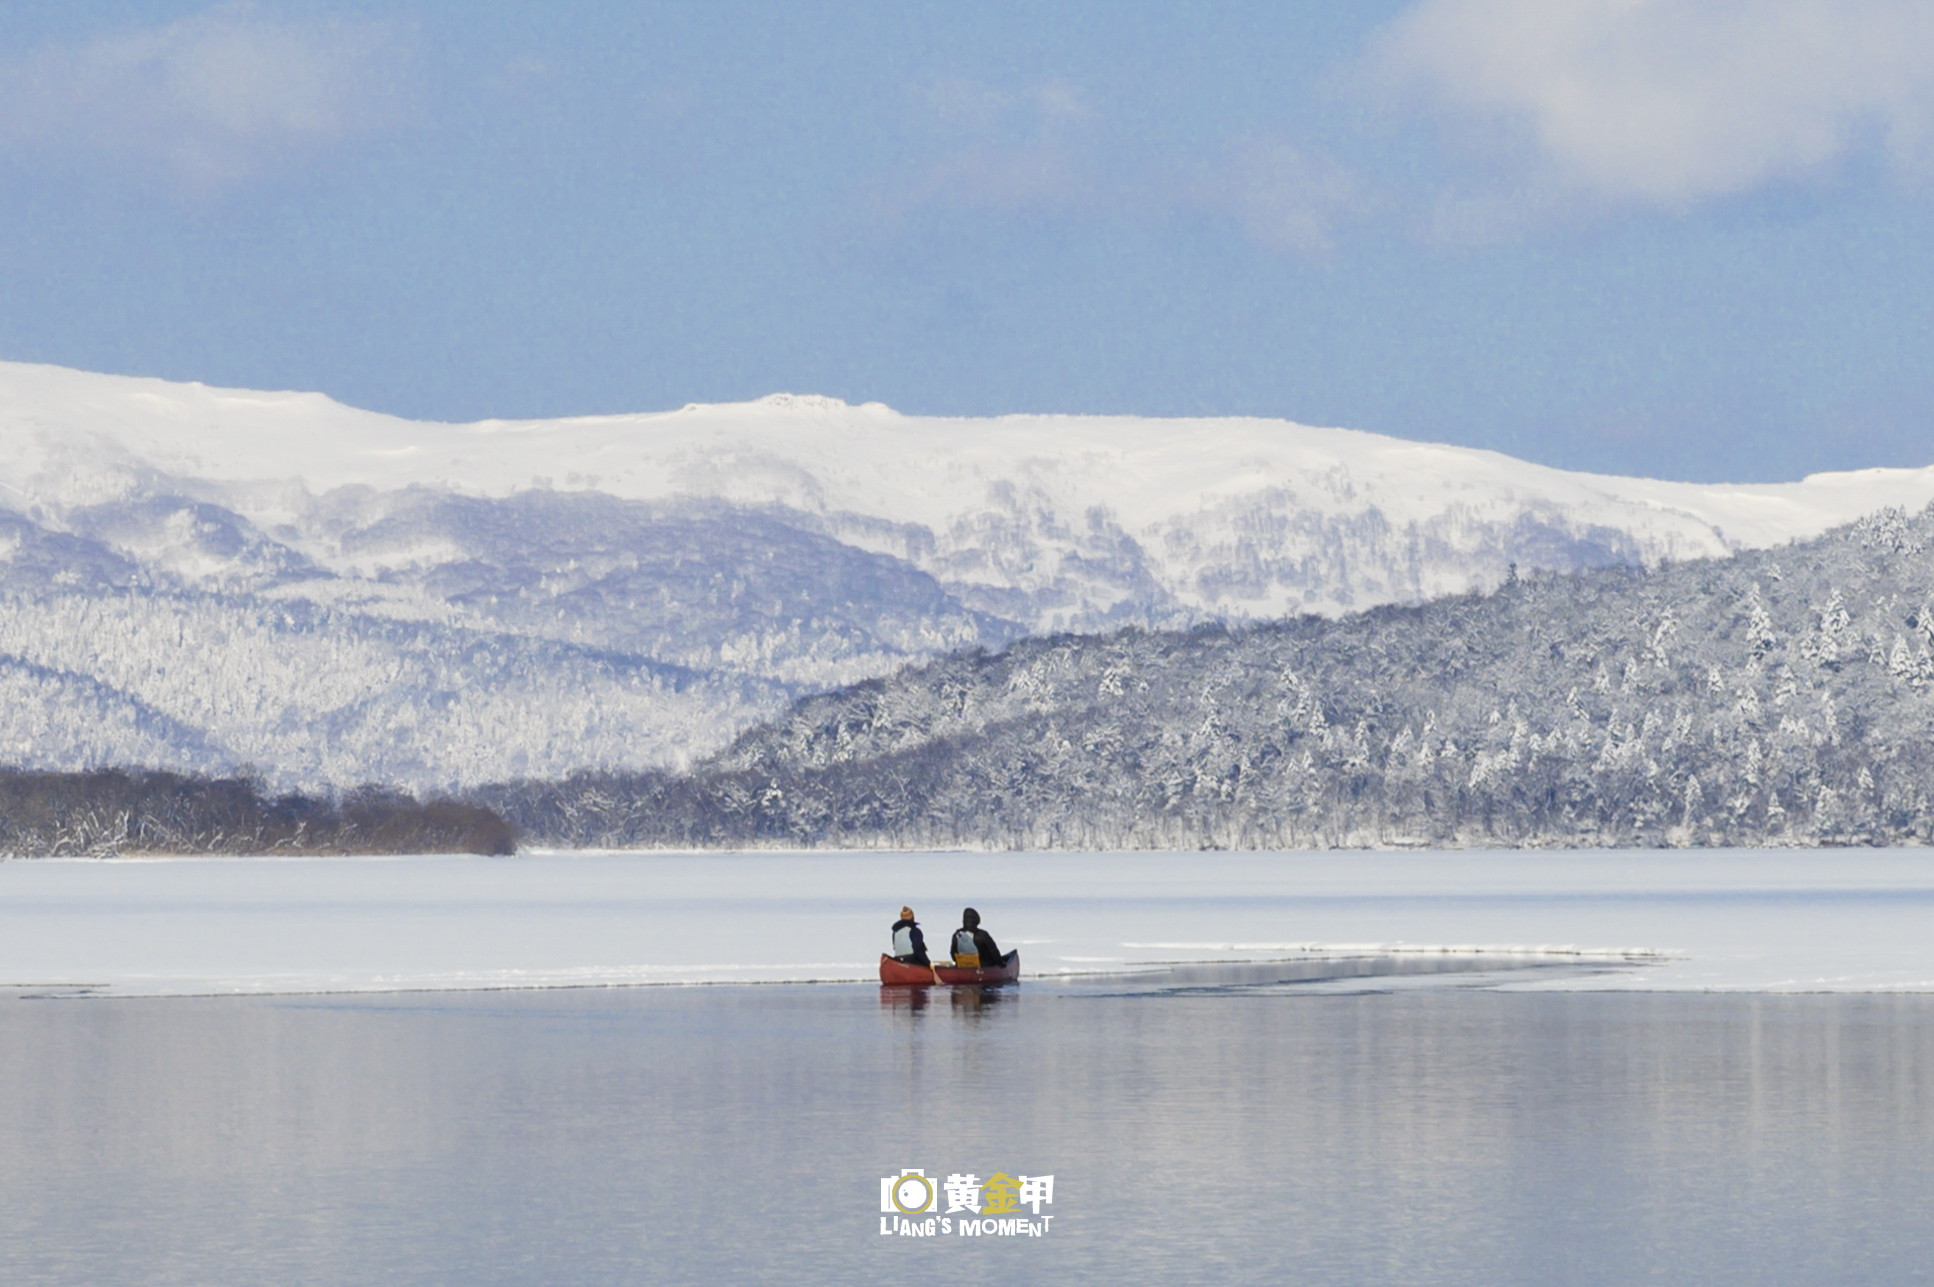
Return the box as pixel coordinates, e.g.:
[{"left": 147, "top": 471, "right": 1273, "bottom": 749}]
[
  {"left": 484, "top": 506, "right": 1934, "bottom": 850},
  {"left": 8, "top": 360, "right": 1934, "bottom": 794},
  {"left": 0, "top": 590, "right": 784, "bottom": 789},
  {"left": 0, "top": 769, "right": 513, "bottom": 858}
]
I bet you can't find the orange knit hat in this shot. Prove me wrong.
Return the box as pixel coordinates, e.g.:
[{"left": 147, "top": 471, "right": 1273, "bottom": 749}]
[{"left": 900, "top": 906, "right": 915, "bottom": 921}]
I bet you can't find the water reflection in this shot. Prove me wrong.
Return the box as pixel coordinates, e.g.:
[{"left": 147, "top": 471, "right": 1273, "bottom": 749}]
[
  {"left": 878, "top": 985, "right": 929, "bottom": 1015},
  {"left": 877, "top": 984, "right": 1016, "bottom": 1022},
  {"left": 1044, "top": 952, "right": 1649, "bottom": 995},
  {"left": 2, "top": 985, "right": 1930, "bottom": 1285},
  {"left": 948, "top": 986, "right": 1012, "bottom": 1020}
]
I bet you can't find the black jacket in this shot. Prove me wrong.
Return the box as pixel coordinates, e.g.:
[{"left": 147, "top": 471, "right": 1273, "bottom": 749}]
[{"left": 953, "top": 926, "right": 1001, "bottom": 964}]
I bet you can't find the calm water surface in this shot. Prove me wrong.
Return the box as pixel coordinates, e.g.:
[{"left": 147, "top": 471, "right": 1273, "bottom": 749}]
[{"left": 3, "top": 964, "right": 1931, "bottom": 1285}]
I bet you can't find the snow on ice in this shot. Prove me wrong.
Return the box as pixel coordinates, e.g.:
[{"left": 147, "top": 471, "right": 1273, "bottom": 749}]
[{"left": 3, "top": 849, "right": 1931, "bottom": 997}]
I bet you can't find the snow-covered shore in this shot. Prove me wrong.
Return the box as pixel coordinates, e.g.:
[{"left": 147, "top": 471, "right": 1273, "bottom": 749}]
[{"left": 2, "top": 849, "right": 1931, "bottom": 997}]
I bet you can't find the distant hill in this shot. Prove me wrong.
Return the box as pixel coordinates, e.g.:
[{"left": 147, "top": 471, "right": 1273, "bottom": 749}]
[
  {"left": 5, "top": 358, "right": 1934, "bottom": 790},
  {"left": 483, "top": 507, "right": 1934, "bottom": 850}
]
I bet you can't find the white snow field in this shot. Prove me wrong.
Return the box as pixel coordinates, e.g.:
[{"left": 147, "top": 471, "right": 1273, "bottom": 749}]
[
  {"left": 5, "top": 358, "right": 1934, "bottom": 625},
  {"left": 3, "top": 850, "right": 1931, "bottom": 997}
]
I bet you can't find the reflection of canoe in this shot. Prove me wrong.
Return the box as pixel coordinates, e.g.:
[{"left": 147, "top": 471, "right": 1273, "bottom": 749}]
[{"left": 879, "top": 950, "right": 1020, "bottom": 986}]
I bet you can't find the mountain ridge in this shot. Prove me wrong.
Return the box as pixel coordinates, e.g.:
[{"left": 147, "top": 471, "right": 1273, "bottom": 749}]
[
  {"left": 3, "top": 358, "right": 1932, "bottom": 791},
  {"left": 9, "top": 358, "right": 1934, "bottom": 626}
]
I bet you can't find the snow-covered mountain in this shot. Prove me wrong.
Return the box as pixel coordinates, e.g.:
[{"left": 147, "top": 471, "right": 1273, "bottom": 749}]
[
  {"left": 1, "top": 358, "right": 1929, "bottom": 789},
  {"left": 489, "top": 507, "right": 1934, "bottom": 851}
]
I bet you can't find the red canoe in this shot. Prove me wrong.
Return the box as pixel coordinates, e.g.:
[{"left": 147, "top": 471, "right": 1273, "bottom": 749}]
[{"left": 879, "top": 950, "right": 1021, "bottom": 986}]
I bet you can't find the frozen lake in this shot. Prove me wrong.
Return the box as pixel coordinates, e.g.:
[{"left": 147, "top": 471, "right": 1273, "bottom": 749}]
[
  {"left": 8, "top": 850, "right": 1934, "bottom": 1283},
  {"left": 3, "top": 848, "right": 1934, "bottom": 995}
]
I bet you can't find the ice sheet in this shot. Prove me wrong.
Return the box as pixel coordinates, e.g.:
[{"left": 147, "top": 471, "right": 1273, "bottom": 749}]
[{"left": 2, "top": 849, "right": 1931, "bottom": 997}]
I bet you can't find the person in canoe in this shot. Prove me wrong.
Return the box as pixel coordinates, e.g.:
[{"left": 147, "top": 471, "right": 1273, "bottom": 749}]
[
  {"left": 889, "top": 906, "right": 931, "bottom": 966},
  {"left": 878, "top": 907, "right": 1020, "bottom": 985},
  {"left": 951, "top": 907, "right": 1004, "bottom": 969}
]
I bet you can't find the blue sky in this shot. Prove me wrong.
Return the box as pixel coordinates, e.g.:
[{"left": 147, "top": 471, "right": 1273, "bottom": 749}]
[{"left": 2, "top": 1, "right": 1933, "bottom": 481}]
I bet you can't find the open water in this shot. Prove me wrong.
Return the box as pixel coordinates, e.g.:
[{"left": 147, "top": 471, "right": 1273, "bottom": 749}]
[{"left": 4, "top": 959, "right": 1933, "bottom": 1285}]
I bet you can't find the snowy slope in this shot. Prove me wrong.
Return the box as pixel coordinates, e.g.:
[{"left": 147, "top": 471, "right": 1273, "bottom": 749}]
[
  {"left": 0, "top": 357, "right": 1930, "bottom": 789},
  {"left": 5, "top": 359, "right": 1933, "bottom": 624}
]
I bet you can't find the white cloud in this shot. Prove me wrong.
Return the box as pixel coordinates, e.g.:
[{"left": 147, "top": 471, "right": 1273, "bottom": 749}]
[
  {"left": 1209, "top": 138, "right": 1365, "bottom": 254},
  {"left": 896, "top": 77, "right": 1097, "bottom": 213},
  {"left": 1367, "top": 0, "right": 1934, "bottom": 208},
  {"left": 0, "top": 3, "right": 412, "bottom": 186},
  {"left": 922, "top": 76, "right": 1095, "bottom": 137},
  {"left": 891, "top": 77, "right": 1359, "bottom": 255}
]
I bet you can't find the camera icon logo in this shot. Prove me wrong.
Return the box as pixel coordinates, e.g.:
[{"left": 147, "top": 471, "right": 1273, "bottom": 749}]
[{"left": 880, "top": 1168, "right": 937, "bottom": 1215}]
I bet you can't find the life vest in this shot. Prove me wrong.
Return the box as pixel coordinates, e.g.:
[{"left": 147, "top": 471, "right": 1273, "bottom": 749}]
[
  {"left": 952, "top": 928, "right": 980, "bottom": 968},
  {"left": 892, "top": 924, "right": 917, "bottom": 957}
]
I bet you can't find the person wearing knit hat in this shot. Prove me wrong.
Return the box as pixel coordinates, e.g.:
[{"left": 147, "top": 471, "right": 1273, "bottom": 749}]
[{"left": 889, "top": 906, "right": 930, "bottom": 966}]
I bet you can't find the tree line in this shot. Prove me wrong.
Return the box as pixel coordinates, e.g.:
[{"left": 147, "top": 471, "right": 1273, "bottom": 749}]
[{"left": 0, "top": 769, "right": 514, "bottom": 857}]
